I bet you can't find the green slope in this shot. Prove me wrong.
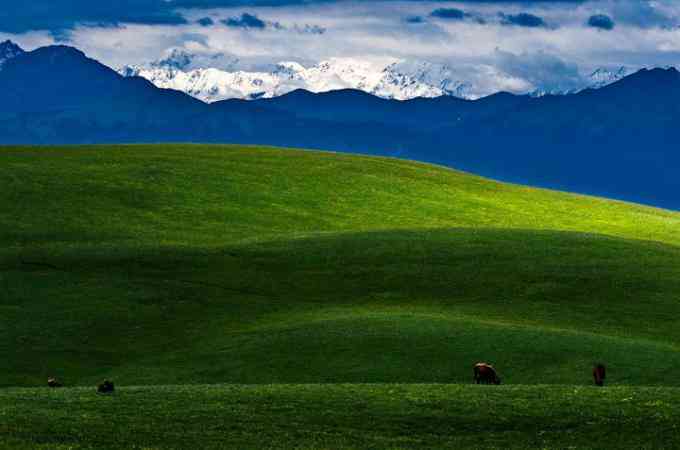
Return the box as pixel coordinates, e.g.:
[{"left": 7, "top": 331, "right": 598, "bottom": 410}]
[
  {"left": 4, "top": 384, "right": 680, "bottom": 449},
  {"left": 2, "top": 144, "right": 680, "bottom": 388}
]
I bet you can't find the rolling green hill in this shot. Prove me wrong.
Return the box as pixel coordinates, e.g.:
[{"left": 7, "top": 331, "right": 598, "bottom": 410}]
[
  {"left": 2, "top": 144, "right": 680, "bottom": 387},
  {"left": 2, "top": 144, "right": 680, "bottom": 448}
]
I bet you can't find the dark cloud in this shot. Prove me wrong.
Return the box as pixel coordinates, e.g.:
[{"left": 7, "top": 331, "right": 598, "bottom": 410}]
[
  {"left": 587, "top": 14, "right": 614, "bottom": 31},
  {"left": 431, "top": 8, "right": 468, "bottom": 20},
  {"left": 220, "top": 13, "right": 320, "bottom": 33},
  {"left": 222, "top": 13, "right": 267, "bottom": 29},
  {"left": 430, "top": 7, "right": 486, "bottom": 24},
  {"left": 0, "top": 1, "right": 188, "bottom": 34},
  {"left": 499, "top": 12, "right": 547, "bottom": 28},
  {"left": 178, "top": 0, "right": 587, "bottom": 3},
  {"left": 197, "top": 17, "right": 215, "bottom": 26},
  {"left": 405, "top": 16, "right": 425, "bottom": 24},
  {"left": 1, "top": 0, "right": 673, "bottom": 35}
]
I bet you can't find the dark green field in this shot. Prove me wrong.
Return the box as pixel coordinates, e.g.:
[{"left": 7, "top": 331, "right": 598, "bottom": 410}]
[
  {"left": 2, "top": 144, "right": 680, "bottom": 448},
  {"left": 3, "top": 384, "right": 680, "bottom": 449}
]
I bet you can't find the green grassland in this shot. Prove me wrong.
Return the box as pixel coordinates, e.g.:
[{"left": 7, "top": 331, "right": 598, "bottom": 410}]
[
  {"left": 3, "top": 384, "right": 680, "bottom": 449},
  {"left": 2, "top": 144, "right": 680, "bottom": 448}
]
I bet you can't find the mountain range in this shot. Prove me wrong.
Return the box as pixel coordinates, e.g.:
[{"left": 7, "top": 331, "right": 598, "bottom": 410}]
[
  {"left": 0, "top": 40, "right": 678, "bottom": 210},
  {"left": 119, "top": 52, "right": 478, "bottom": 102},
  {"left": 119, "top": 48, "right": 630, "bottom": 102}
]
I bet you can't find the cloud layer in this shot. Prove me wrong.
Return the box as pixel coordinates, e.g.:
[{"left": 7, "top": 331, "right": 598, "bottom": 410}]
[{"left": 3, "top": 1, "right": 680, "bottom": 98}]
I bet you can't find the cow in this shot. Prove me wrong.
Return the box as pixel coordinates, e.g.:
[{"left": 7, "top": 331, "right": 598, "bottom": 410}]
[
  {"left": 97, "top": 380, "right": 115, "bottom": 394},
  {"left": 47, "top": 377, "right": 62, "bottom": 388},
  {"left": 473, "top": 362, "right": 501, "bottom": 385},
  {"left": 593, "top": 364, "right": 606, "bottom": 387}
]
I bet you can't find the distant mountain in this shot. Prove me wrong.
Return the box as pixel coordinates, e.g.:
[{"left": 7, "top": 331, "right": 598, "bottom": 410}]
[
  {"left": 1, "top": 42, "right": 680, "bottom": 210},
  {"left": 587, "top": 66, "right": 630, "bottom": 89},
  {"left": 0, "top": 44, "right": 209, "bottom": 143},
  {"left": 438, "top": 67, "right": 680, "bottom": 209},
  {"left": 530, "top": 66, "right": 630, "bottom": 97},
  {"left": 0, "top": 40, "right": 23, "bottom": 68},
  {"left": 120, "top": 53, "right": 473, "bottom": 102},
  {"left": 120, "top": 49, "right": 633, "bottom": 102}
]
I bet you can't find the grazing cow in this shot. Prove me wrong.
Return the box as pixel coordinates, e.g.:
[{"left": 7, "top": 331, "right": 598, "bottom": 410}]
[
  {"left": 593, "top": 364, "right": 606, "bottom": 387},
  {"left": 473, "top": 363, "right": 501, "bottom": 385},
  {"left": 47, "top": 377, "right": 62, "bottom": 388},
  {"left": 97, "top": 380, "right": 115, "bottom": 394}
]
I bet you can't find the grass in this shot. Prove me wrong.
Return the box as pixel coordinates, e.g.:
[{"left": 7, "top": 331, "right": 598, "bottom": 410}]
[
  {"left": 2, "top": 144, "right": 680, "bottom": 448},
  {"left": 3, "top": 384, "right": 680, "bottom": 449}
]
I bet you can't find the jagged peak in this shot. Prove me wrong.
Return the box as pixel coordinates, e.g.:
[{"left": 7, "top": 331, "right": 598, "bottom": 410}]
[
  {"left": 0, "top": 40, "right": 23, "bottom": 51},
  {"left": 0, "top": 40, "right": 25, "bottom": 69},
  {"left": 0, "top": 40, "right": 24, "bottom": 58},
  {"left": 117, "top": 50, "right": 680, "bottom": 104},
  {"left": 154, "top": 48, "right": 194, "bottom": 70}
]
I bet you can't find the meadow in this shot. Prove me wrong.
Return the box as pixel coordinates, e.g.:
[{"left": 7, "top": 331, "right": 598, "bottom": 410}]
[
  {"left": 1, "top": 144, "right": 680, "bottom": 448},
  {"left": 3, "top": 384, "right": 680, "bottom": 449}
]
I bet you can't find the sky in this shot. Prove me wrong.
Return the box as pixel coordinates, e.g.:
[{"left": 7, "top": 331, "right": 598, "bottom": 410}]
[{"left": 3, "top": 1, "right": 680, "bottom": 95}]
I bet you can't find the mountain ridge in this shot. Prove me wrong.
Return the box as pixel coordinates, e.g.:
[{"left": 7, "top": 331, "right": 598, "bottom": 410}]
[
  {"left": 1, "top": 42, "right": 679, "bottom": 211},
  {"left": 118, "top": 48, "right": 634, "bottom": 103},
  {"left": 119, "top": 53, "right": 475, "bottom": 102}
]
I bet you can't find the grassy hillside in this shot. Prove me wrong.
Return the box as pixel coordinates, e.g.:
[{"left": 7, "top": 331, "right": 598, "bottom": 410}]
[
  {"left": 2, "top": 144, "right": 680, "bottom": 389},
  {"left": 4, "top": 384, "right": 680, "bottom": 449},
  {"left": 4, "top": 144, "right": 680, "bottom": 449}
]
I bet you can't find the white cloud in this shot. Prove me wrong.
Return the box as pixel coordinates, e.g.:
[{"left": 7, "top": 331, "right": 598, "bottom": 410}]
[{"left": 5, "top": 1, "right": 680, "bottom": 96}]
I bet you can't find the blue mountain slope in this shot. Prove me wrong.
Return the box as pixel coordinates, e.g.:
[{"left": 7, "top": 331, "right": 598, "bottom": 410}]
[
  {"left": 438, "top": 68, "right": 680, "bottom": 208},
  {"left": 0, "top": 43, "right": 678, "bottom": 210}
]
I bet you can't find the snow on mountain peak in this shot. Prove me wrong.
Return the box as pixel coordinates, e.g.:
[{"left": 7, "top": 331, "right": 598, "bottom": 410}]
[
  {"left": 588, "top": 66, "right": 629, "bottom": 88},
  {"left": 118, "top": 56, "right": 469, "bottom": 102},
  {"left": 118, "top": 52, "right": 637, "bottom": 103}
]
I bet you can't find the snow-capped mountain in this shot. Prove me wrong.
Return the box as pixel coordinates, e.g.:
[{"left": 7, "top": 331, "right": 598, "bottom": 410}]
[
  {"left": 0, "top": 41, "right": 641, "bottom": 102},
  {"left": 531, "top": 67, "right": 630, "bottom": 97},
  {"left": 588, "top": 66, "right": 630, "bottom": 89},
  {"left": 0, "top": 40, "right": 24, "bottom": 69},
  {"left": 120, "top": 51, "right": 475, "bottom": 102},
  {"left": 120, "top": 49, "right": 633, "bottom": 102}
]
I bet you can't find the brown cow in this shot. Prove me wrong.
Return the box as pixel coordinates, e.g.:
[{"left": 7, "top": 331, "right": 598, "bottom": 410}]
[
  {"left": 47, "top": 377, "right": 62, "bottom": 388},
  {"left": 593, "top": 364, "right": 606, "bottom": 386},
  {"left": 473, "top": 363, "right": 501, "bottom": 385},
  {"left": 97, "top": 380, "right": 115, "bottom": 394}
]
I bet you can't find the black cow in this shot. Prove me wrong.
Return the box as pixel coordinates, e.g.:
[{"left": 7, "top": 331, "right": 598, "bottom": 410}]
[{"left": 97, "top": 380, "right": 115, "bottom": 394}]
